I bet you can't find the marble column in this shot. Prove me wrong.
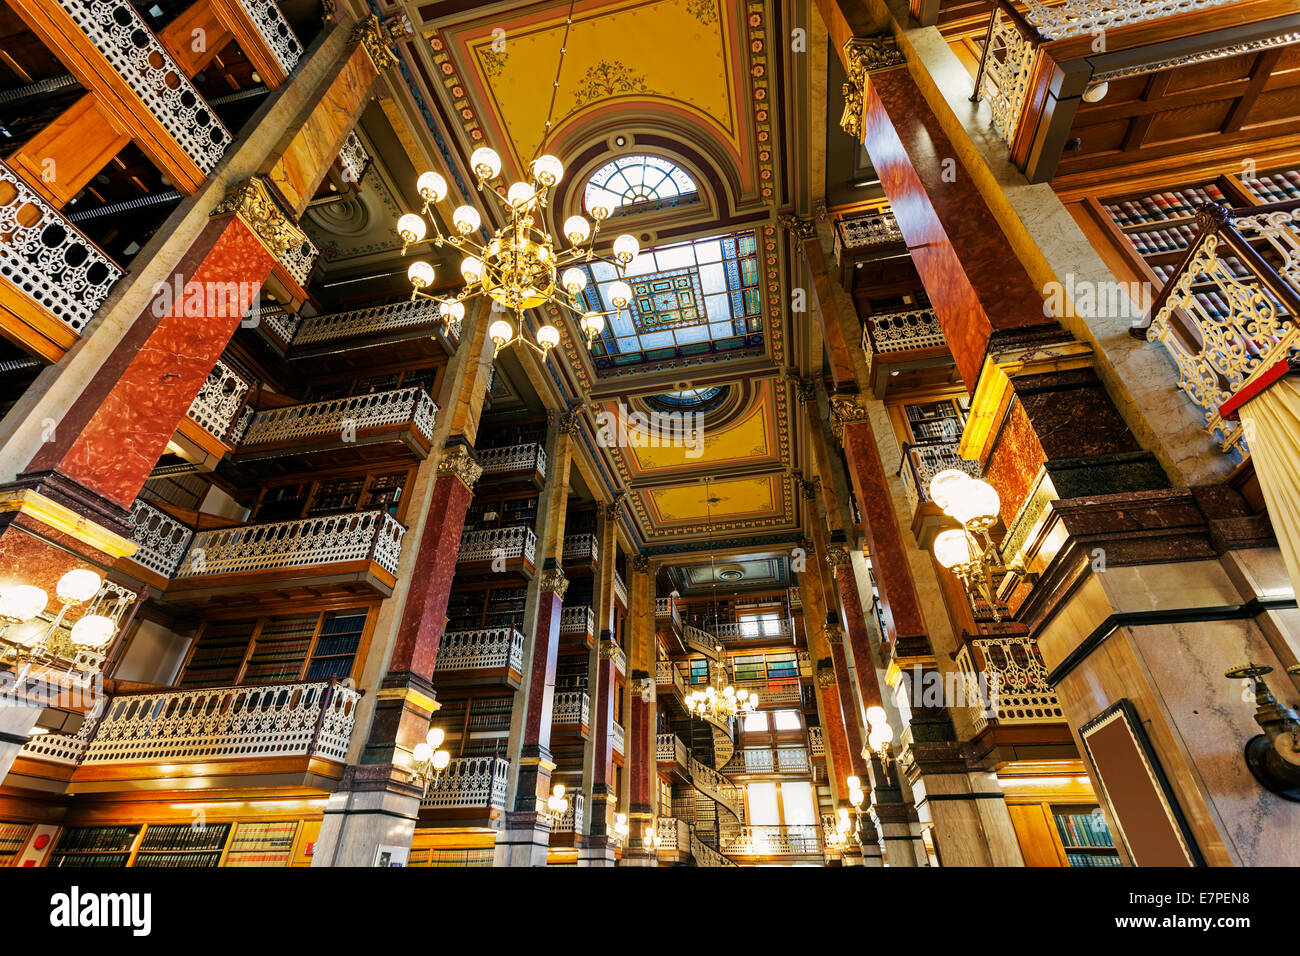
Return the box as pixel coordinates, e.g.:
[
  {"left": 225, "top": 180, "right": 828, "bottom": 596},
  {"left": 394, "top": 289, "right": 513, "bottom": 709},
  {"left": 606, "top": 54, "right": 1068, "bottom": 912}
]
[
  {"left": 621, "top": 553, "right": 657, "bottom": 866},
  {"left": 581, "top": 500, "right": 622, "bottom": 866}
]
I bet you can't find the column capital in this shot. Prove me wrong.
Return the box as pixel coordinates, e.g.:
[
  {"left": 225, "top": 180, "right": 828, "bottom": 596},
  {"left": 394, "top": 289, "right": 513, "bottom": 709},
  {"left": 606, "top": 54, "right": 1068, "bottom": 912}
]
[
  {"left": 435, "top": 442, "right": 483, "bottom": 492},
  {"left": 829, "top": 393, "right": 870, "bottom": 440},
  {"left": 826, "top": 546, "right": 852, "bottom": 568},
  {"left": 351, "top": 13, "right": 399, "bottom": 70},
  {"left": 778, "top": 213, "right": 818, "bottom": 241},
  {"left": 539, "top": 567, "right": 569, "bottom": 598},
  {"left": 816, "top": 659, "right": 837, "bottom": 688},
  {"left": 605, "top": 491, "right": 628, "bottom": 520},
  {"left": 822, "top": 621, "right": 845, "bottom": 645},
  {"left": 631, "top": 553, "right": 650, "bottom": 573},
  {"left": 211, "top": 176, "right": 310, "bottom": 263},
  {"left": 557, "top": 409, "right": 582, "bottom": 438},
  {"left": 840, "top": 35, "right": 906, "bottom": 138},
  {"left": 798, "top": 476, "right": 821, "bottom": 500}
]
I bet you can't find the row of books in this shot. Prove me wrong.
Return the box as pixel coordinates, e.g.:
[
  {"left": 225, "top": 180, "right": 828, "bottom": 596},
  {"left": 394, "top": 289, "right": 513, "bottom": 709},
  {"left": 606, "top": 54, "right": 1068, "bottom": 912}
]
[
  {"left": 139, "top": 823, "right": 232, "bottom": 852},
  {"left": 1053, "top": 810, "right": 1114, "bottom": 848},
  {"left": 53, "top": 825, "right": 140, "bottom": 853},
  {"left": 1152, "top": 256, "right": 1250, "bottom": 285},
  {"left": 1243, "top": 169, "right": 1300, "bottom": 203},
  {"left": 52, "top": 853, "right": 131, "bottom": 867},
  {"left": 134, "top": 851, "right": 223, "bottom": 868},
  {"left": 1066, "top": 851, "right": 1123, "bottom": 867},
  {"left": 1104, "top": 183, "right": 1227, "bottom": 226},
  {"left": 0, "top": 822, "right": 31, "bottom": 856},
  {"left": 1126, "top": 223, "right": 1201, "bottom": 256}
]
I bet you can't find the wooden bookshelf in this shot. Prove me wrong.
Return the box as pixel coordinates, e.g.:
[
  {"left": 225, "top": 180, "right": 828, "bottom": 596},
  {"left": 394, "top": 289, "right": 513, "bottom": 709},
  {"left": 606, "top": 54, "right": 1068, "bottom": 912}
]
[
  {"left": 48, "top": 825, "right": 142, "bottom": 868},
  {"left": 223, "top": 821, "right": 300, "bottom": 867},
  {"left": 132, "top": 823, "right": 232, "bottom": 868},
  {"left": 0, "top": 822, "right": 33, "bottom": 865}
]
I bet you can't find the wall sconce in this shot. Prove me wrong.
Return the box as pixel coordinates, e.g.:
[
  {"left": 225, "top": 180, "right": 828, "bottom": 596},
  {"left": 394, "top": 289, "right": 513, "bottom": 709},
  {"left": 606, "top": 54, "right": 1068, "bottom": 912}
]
[
  {"left": 928, "top": 470, "right": 1033, "bottom": 621},
  {"left": 0, "top": 569, "right": 117, "bottom": 681},
  {"left": 411, "top": 726, "right": 451, "bottom": 797},
  {"left": 1226, "top": 662, "right": 1300, "bottom": 801},
  {"left": 542, "top": 783, "right": 569, "bottom": 826}
]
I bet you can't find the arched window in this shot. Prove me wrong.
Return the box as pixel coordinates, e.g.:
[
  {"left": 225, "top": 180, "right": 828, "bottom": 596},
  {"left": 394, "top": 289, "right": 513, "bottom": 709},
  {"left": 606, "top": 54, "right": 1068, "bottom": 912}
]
[{"left": 583, "top": 155, "right": 697, "bottom": 213}]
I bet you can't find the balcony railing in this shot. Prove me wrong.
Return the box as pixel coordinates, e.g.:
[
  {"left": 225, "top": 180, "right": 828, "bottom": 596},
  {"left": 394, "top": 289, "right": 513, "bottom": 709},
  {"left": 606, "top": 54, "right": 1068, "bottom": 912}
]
[
  {"left": 1137, "top": 200, "right": 1300, "bottom": 458},
  {"left": 291, "top": 299, "right": 453, "bottom": 349},
  {"left": 613, "top": 570, "right": 628, "bottom": 606},
  {"left": 337, "top": 130, "right": 371, "bottom": 185},
  {"left": 861, "top": 307, "right": 946, "bottom": 378},
  {"left": 656, "top": 816, "right": 690, "bottom": 852},
  {"left": 898, "top": 440, "right": 982, "bottom": 512},
  {"left": 552, "top": 791, "right": 584, "bottom": 834},
  {"left": 788, "top": 586, "right": 801, "bottom": 610},
  {"left": 0, "top": 159, "right": 122, "bottom": 336},
  {"left": 689, "top": 756, "right": 742, "bottom": 821},
  {"left": 734, "top": 746, "right": 809, "bottom": 774},
  {"left": 175, "top": 510, "right": 405, "bottom": 580},
  {"left": 682, "top": 625, "right": 719, "bottom": 659},
  {"left": 833, "top": 208, "right": 903, "bottom": 266},
  {"left": 552, "top": 690, "right": 590, "bottom": 729},
  {"left": 808, "top": 726, "right": 825, "bottom": 757},
  {"left": 955, "top": 636, "right": 1065, "bottom": 734},
  {"left": 126, "top": 499, "right": 195, "bottom": 578},
  {"left": 691, "top": 833, "right": 737, "bottom": 867},
  {"left": 656, "top": 733, "right": 688, "bottom": 766},
  {"left": 61, "top": 0, "right": 232, "bottom": 172},
  {"left": 457, "top": 524, "right": 537, "bottom": 566},
  {"left": 80, "top": 680, "right": 360, "bottom": 765},
  {"left": 239, "top": 387, "right": 437, "bottom": 450},
  {"left": 713, "top": 619, "right": 794, "bottom": 642},
  {"left": 420, "top": 756, "right": 509, "bottom": 811},
  {"left": 434, "top": 627, "right": 524, "bottom": 676},
  {"left": 734, "top": 677, "right": 803, "bottom": 704},
  {"left": 560, "top": 605, "right": 595, "bottom": 638},
  {"left": 562, "top": 532, "right": 598, "bottom": 563},
  {"left": 720, "top": 824, "right": 822, "bottom": 856},
  {"left": 601, "top": 638, "right": 626, "bottom": 675},
  {"left": 477, "top": 443, "right": 547, "bottom": 482},
  {"left": 612, "top": 720, "right": 625, "bottom": 754},
  {"left": 654, "top": 596, "right": 681, "bottom": 630},
  {"left": 656, "top": 660, "right": 685, "bottom": 697},
  {"left": 187, "top": 358, "right": 253, "bottom": 441},
  {"left": 238, "top": 0, "right": 303, "bottom": 76}
]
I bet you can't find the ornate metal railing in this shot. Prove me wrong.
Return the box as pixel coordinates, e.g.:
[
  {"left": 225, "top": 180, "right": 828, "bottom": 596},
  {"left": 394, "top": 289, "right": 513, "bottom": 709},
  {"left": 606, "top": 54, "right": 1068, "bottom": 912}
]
[
  {"left": 613, "top": 570, "right": 628, "bottom": 606},
  {"left": 788, "top": 586, "right": 801, "bottom": 610},
  {"left": 691, "top": 831, "right": 738, "bottom": 867},
  {"left": 898, "top": 440, "right": 982, "bottom": 512},
  {"left": 0, "top": 158, "right": 122, "bottom": 334},
  {"left": 656, "top": 816, "right": 690, "bottom": 852},
  {"left": 1136, "top": 200, "right": 1300, "bottom": 458},
  {"left": 734, "top": 677, "right": 802, "bottom": 703},
  {"left": 654, "top": 596, "right": 681, "bottom": 630},
  {"left": 689, "top": 755, "right": 742, "bottom": 821},
  {"left": 279, "top": 231, "right": 320, "bottom": 288},
  {"left": 434, "top": 627, "right": 524, "bottom": 675},
  {"left": 19, "top": 698, "right": 104, "bottom": 765},
  {"left": 337, "top": 130, "right": 371, "bottom": 185},
  {"left": 560, "top": 605, "right": 595, "bottom": 637},
  {"left": 655, "top": 659, "right": 685, "bottom": 697},
  {"left": 862, "top": 307, "right": 946, "bottom": 377},
  {"left": 975, "top": 1, "right": 1038, "bottom": 145},
  {"left": 955, "top": 635, "right": 1065, "bottom": 734},
  {"left": 457, "top": 524, "right": 537, "bottom": 566},
  {"left": 682, "top": 625, "right": 719, "bottom": 660},
  {"left": 808, "top": 726, "right": 825, "bottom": 756},
  {"left": 292, "top": 300, "right": 452, "bottom": 348},
  {"left": 58, "top": 0, "right": 232, "bottom": 172},
  {"left": 421, "top": 756, "right": 509, "bottom": 811},
  {"left": 237, "top": 0, "right": 303, "bottom": 75},
  {"left": 80, "top": 679, "right": 360, "bottom": 765},
  {"left": 175, "top": 509, "right": 406, "bottom": 579},
  {"left": 127, "top": 499, "right": 195, "bottom": 578},
  {"left": 239, "top": 387, "right": 437, "bottom": 448},
  {"left": 719, "top": 824, "right": 822, "bottom": 856},
  {"left": 713, "top": 619, "right": 794, "bottom": 642},
  {"left": 552, "top": 791, "right": 584, "bottom": 833},
  {"left": 611, "top": 719, "right": 625, "bottom": 754},
  {"left": 562, "top": 532, "right": 598, "bottom": 562},
  {"left": 1022, "top": 0, "right": 1248, "bottom": 40},
  {"left": 552, "top": 690, "right": 590, "bottom": 729},
  {"left": 477, "top": 443, "right": 547, "bottom": 481},
  {"left": 656, "top": 732, "right": 688, "bottom": 766},
  {"left": 187, "top": 358, "right": 253, "bottom": 440},
  {"left": 833, "top": 208, "right": 903, "bottom": 265}
]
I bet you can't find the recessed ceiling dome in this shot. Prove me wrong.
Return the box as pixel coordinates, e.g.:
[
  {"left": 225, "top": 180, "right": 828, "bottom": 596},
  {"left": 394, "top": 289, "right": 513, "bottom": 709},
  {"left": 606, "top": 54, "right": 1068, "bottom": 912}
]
[{"left": 717, "top": 564, "right": 745, "bottom": 581}]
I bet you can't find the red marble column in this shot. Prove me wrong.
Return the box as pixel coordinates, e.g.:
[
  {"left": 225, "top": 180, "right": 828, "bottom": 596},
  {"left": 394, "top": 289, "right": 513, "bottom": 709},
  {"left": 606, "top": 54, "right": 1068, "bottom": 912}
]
[
  {"left": 360, "top": 443, "right": 481, "bottom": 768},
  {"left": 22, "top": 215, "right": 274, "bottom": 511},
  {"left": 831, "top": 557, "right": 885, "bottom": 711},
  {"left": 518, "top": 570, "right": 565, "bottom": 768},
  {"left": 589, "top": 634, "right": 617, "bottom": 835},
  {"left": 827, "top": 629, "right": 870, "bottom": 781},
  {"left": 814, "top": 658, "right": 855, "bottom": 803}
]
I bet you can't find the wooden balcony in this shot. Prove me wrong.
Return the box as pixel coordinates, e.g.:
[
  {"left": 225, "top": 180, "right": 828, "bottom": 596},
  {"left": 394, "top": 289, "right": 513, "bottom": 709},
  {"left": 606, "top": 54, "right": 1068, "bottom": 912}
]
[
  {"left": 551, "top": 690, "right": 590, "bottom": 738},
  {"left": 17, "top": 680, "right": 361, "bottom": 793},
  {"left": 433, "top": 627, "right": 525, "bottom": 689},
  {"left": 476, "top": 443, "right": 547, "bottom": 489},
  {"left": 655, "top": 659, "right": 686, "bottom": 709},
  {"left": 260, "top": 299, "right": 460, "bottom": 364},
  {"left": 719, "top": 824, "right": 823, "bottom": 860},
  {"left": 562, "top": 532, "right": 599, "bottom": 574},
  {"left": 559, "top": 604, "right": 595, "bottom": 649},
  {"left": 833, "top": 207, "right": 906, "bottom": 279},
  {"left": 897, "top": 440, "right": 983, "bottom": 546},
  {"left": 456, "top": 524, "right": 537, "bottom": 578},
  {"left": 613, "top": 570, "right": 628, "bottom": 609},
  {"left": 549, "top": 791, "right": 585, "bottom": 846},
  {"left": 0, "top": 158, "right": 123, "bottom": 361},
  {"left": 419, "top": 756, "right": 509, "bottom": 827},
  {"left": 725, "top": 745, "right": 811, "bottom": 777},
  {"left": 860, "top": 306, "right": 951, "bottom": 395},
  {"left": 734, "top": 677, "right": 804, "bottom": 707},
  {"left": 655, "top": 596, "right": 682, "bottom": 633},
  {"left": 656, "top": 732, "right": 689, "bottom": 782},
  {"left": 611, "top": 719, "right": 625, "bottom": 755},
  {"left": 808, "top": 726, "right": 825, "bottom": 757},
  {"left": 173, "top": 359, "right": 255, "bottom": 468},
  {"left": 162, "top": 509, "right": 406, "bottom": 602},
  {"left": 711, "top": 618, "right": 795, "bottom": 645},
  {"left": 955, "top": 635, "right": 1075, "bottom": 760}
]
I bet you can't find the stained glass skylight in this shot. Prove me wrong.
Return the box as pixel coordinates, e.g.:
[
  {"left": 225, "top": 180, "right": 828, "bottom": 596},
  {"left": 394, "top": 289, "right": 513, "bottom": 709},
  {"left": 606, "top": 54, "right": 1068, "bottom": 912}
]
[
  {"left": 583, "top": 155, "right": 697, "bottom": 213},
  {"left": 576, "top": 231, "right": 764, "bottom": 372}
]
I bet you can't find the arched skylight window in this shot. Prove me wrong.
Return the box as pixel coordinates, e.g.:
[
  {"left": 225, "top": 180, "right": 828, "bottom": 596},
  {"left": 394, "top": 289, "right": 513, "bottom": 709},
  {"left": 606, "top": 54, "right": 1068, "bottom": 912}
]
[{"left": 583, "top": 155, "right": 697, "bottom": 213}]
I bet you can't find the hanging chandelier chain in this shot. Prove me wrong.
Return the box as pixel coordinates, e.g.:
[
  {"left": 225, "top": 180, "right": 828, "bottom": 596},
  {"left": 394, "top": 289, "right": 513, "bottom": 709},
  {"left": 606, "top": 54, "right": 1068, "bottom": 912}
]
[{"left": 534, "top": 0, "right": 578, "bottom": 164}]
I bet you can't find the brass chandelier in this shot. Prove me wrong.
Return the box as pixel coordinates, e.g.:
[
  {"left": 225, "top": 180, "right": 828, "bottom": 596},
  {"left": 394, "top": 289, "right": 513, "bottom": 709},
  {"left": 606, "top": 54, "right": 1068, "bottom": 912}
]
[
  {"left": 685, "top": 645, "right": 759, "bottom": 722},
  {"left": 394, "top": 1, "right": 642, "bottom": 359}
]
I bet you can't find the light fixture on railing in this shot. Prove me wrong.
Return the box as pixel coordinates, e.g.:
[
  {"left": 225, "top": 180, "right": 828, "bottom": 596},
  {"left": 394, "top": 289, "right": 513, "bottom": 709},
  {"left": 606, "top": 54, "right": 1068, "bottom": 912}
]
[
  {"left": 395, "top": 11, "right": 639, "bottom": 361},
  {"left": 541, "top": 783, "right": 570, "bottom": 826},
  {"left": 685, "top": 646, "right": 758, "bottom": 723},
  {"left": 0, "top": 569, "right": 117, "bottom": 681},
  {"left": 645, "top": 825, "right": 660, "bottom": 852},
  {"left": 864, "top": 706, "right": 894, "bottom": 764},
  {"left": 833, "top": 805, "right": 861, "bottom": 850},
  {"left": 613, "top": 812, "right": 630, "bottom": 842},
  {"left": 928, "top": 469, "right": 1033, "bottom": 621},
  {"left": 411, "top": 726, "right": 451, "bottom": 797}
]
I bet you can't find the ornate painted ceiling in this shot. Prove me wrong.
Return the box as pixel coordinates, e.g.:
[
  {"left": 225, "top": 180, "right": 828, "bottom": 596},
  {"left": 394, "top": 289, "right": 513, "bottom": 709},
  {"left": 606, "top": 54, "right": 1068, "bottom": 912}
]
[{"left": 393, "top": 0, "right": 804, "bottom": 547}]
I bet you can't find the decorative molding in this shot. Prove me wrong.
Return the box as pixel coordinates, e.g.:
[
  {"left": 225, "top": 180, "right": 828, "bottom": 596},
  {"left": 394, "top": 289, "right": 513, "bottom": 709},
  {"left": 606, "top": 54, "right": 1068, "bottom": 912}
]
[
  {"left": 436, "top": 443, "right": 484, "bottom": 492},
  {"left": 822, "top": 621, "right": 844, "bottom": 645},
  {"left": 606, "top": 492, "right": 628, "bottom": 521},
  {"left": 799, "top": 477, "right": 821, "bottom": 501},
  {"left": 816, "top": 660, "right": 836, "bottom": 688},
  {"left": 352, "top": 13, "right": 398, "bottom": 70},
  {"left": 632, "top": 554, "right": 651, "bottom": 573},
  {"left": 840, "top": 35, "right": 904, "bottom": 138},
  {"left": 779, "top": 213, "right": 818, "bottom": 241},
  {"left": 211, "top": 177, "right": 310, "bottom": 263},
  {"left": 829, "top": 394, "right": 869, "bottom": 441},
  {"left": 826, "top": 546, "right": 851, "bottom": 568},
  {"left": 539, "top": 568, "right": 569, "bottom": 598},
  {"left": 558, "top": 410, "right": 582, "bottom": 438},
  {"left": 599, "top": 639, "right": 621, "bottom": 661}
]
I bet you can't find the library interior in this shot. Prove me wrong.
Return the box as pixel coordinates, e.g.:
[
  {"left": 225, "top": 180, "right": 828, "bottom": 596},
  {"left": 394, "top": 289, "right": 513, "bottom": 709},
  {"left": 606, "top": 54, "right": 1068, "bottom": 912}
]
[{"left": 0, "top": 0, "right": 1297, "bottom": 869}]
